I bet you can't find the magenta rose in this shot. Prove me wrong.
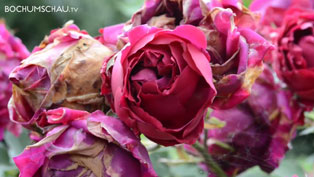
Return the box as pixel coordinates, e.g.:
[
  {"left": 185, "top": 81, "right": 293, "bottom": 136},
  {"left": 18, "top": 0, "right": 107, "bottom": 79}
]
[
  {"left": 102, "top": 25, "right": 216, "bottom": 146},
  {"left": 0, "top": 22, "right": 29, "bottom": 140},
  {"left": 8, "top": 22, "right": 113, "bottom": 129},
  {"left": 272, "top": 7, "right": 314, "bottom": 106},
  {"left": 250, "top": 0, "right": 314, "bottom": 107},
  {"left": 14, "top": 108, "right": 157, "bottom": 177},
  {"left": 250, "top": 0, "right": 314, "bottom": 41},
  {"left": 117, "top": 0, "right": 272, "bottom": 109},
  {"left": 250, "top": 0, "right": 314, "bottom": 25},
  {"left": 188, "top": 66, "right": 303, "bottom": 176}
]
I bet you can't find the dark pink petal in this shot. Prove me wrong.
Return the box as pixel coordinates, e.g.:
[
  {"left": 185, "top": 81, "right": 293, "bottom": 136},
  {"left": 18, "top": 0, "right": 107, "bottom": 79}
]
[
  {"left": 172, "top": 25, "right": 207, "bottom": 49},
  {"left": 45, "top": 108, "right": 89, "bottom": 124},
  {"left": 203, "top": 66, "right": 304, "bottom": 174},
  {"left": 98, "top": 23, "right": 124, "bottom": 48},
  {"left": 15, "top": 110, "right": 157, "bottom": 177},
  {"left": 14, "top": 146, "right": 46, "bottom": 177}
]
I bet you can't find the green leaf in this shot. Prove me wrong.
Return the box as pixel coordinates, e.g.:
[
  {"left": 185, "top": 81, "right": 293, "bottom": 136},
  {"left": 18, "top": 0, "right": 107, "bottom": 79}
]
[
  {"left": 4, "top": 169, "right": 19, "bottom": 177},
  {"left": 204, "top": 117, "right": 226, "bottom": 129},
  {"left": 211, "top": 140, "right": 234, "bottom": 152},
  {"left": 0, "top": 165, "right": 18, "bottom": 177},
  {"left": 301, "top": 154, "right": 314, "bottom": 173},
  {"left": 305, "top": 110, "right": 314, "bottom": 121},
  {"left": 243, "top": 0, "right": 252, "bottom": 8}
]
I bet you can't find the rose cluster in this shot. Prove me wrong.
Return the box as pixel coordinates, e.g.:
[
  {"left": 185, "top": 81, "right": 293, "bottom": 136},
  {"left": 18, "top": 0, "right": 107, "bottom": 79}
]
[{"left": 1, "top": 0, "right": 313, "bottom": 176}]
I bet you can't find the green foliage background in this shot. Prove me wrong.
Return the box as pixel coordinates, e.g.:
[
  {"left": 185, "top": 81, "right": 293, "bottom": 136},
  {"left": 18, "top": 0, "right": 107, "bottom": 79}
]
[
  {"left": 0, "top": 0, "right": 314, "bottom": 177},
  {"left": 0, "top": 0, "right": 144, "bottom": 50}
]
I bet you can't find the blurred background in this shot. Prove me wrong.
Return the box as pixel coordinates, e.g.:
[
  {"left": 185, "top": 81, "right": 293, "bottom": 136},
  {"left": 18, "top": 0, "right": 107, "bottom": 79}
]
[
  {"left": 0, "top": 0, "right": 314, "bottom": 177},
  {"left": 0, "top": 0, "right": 144, "bottom": 50}
]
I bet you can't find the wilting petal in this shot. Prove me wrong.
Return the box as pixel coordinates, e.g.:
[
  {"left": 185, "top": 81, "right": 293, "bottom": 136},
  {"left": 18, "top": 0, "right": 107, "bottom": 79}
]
[
  {"left": 9, "top": 22, "right": 113, "bottom": 129},
  {"left": 14, "top": 109, "right": 157, "bottom": 177},
  {"left": 186, "top": 66, "right": 304, "bottom": 176}
]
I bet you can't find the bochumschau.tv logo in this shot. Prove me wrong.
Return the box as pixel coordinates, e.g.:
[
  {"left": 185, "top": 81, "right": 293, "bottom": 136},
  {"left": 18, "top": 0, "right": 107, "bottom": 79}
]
[{"left": 4, "top": 5, "right": 79, "bottom": 13}]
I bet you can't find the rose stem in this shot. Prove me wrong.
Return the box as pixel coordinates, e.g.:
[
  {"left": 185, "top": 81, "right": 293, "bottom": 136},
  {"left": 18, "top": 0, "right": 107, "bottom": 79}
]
[
  {"left": 204, "top": 129, "right": 208, "bottom": 149},
  {"left": 192, "top": 142, "right": 227, "bottom": 177}
]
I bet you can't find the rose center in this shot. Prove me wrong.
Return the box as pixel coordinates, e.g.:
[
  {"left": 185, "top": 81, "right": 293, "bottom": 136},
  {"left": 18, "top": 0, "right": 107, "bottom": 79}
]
[{"left": 130, "top": 45, "right": 179, "bottom": 93}]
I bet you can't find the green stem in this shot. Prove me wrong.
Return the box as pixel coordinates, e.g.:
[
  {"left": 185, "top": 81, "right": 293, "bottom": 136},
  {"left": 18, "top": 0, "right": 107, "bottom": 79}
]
[
  {"left": 203, "top": 129, "right": 208, "bottom": 149},
  {"left": 193, "top": 142, "right": 227, "bottom": 177}
]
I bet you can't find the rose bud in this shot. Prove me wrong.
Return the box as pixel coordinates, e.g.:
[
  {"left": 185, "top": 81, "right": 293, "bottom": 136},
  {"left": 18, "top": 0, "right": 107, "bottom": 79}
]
[
  {"left": 111, "top": 0, "right": 272, "bottom": 109},
  {"left": 8, "top": 22, "right": 113, "bottom": 129},
  {"left": 0, "top": 22, "right": 29, "bottom": 140},
  {"left": 102, "top": 25, "right": 217, "bottom": 146},
  {"left": 14, "top": 108, "right": 157, "bottom": 177},
  {"left": 188, "top": 66, "right": 304, "bottom": 176},
  {"left": 268, "top": 7, "right": 314, "bottom": 107}
]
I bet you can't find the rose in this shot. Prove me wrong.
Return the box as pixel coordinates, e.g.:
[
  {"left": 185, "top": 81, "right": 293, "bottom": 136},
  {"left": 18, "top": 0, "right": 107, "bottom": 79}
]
[
  {"left": 250, "top": 0, "right": 314, "bottom": 107},
  {"left": 118, "top": 0, "right": 272, "bottom": 109},
  {"left": 273, "top": 7, "right": 314, "bottom": 106},
  {"left": 250, "top": 0, "right": 314, "bottom": 40},
  {"left": 102, "top": 25, "right": 217, "bottom": 146},
  {"left": 0, "top": 22, "right": 29, "bottom": 140},
  {"left": 128, "top": 0, "right": 256, "bottom": 29},
  {"left": 8, "top": 22, "right": 113, "bottom": 129},
  {"left": 14, "top": 108, "right": 157, "bottom": 177},
  {"left": 187, "top": 66, "right": 303, "bottom": 176},
  {"left": 250, "top": 0, "right": 293, "bottom": 27},
  {"left": 250, "top": 0, "right": 314, "bottom": 23}
]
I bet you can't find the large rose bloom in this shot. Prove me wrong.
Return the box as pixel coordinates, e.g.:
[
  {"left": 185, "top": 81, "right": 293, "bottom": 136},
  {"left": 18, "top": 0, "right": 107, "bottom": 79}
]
[
  {"left": 273, "top": 7, "right": 314, "bottom": 105},
  {"left": 102, "top": 0, "right": 272, "bottom": 109},
  {"left": 14, "top": 108, "right": 157, "bottom": 177},
  {"left": 0, "top": 22, "right": 29, "bottom": 140},
  {"left": 102, "top": 25, "right": 216, "bottom": 146}
]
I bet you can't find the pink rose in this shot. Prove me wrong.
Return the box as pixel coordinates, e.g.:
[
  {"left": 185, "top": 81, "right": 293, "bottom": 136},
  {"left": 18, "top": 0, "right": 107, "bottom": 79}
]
[
  {"left": 250, "top": 0, "right": 314, "bottom": 40},
  {"left": 104, "top": 0, "right": 272, "bottom": 109},
  {"left": 102, "top": 25, "right": 216, "bottom": 146},
  {"left": 250, "top": 0, "right": 314, "bottom": 107},
  {"left": 14, "top": 108, "right": 157, "bottom": 177},
  {"left": 186, "top": 66, "right": 304, "bottom": 176},
  {"left": 0, "top": 22, "right": 29, "bottom": 140},
  {"left": 273, "top": 7, "right": 314, "bottom": 107}
]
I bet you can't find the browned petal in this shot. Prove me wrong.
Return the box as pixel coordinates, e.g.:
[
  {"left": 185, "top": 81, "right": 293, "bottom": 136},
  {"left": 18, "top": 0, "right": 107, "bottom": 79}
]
[{"left": 46, "top": 37, "right": 112, "bottom": 112}]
